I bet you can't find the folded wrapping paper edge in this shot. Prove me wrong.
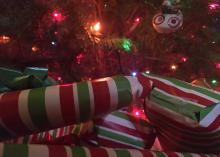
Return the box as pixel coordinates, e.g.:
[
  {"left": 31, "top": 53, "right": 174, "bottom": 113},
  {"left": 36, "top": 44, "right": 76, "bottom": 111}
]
[
  {"left": 199, "top": 102, "right": 220, "bottom": 127},
  {"left": 145, "top": 99, "right": 199, "bottom": 127},
  {"left": 0, "top": 144, "right": 218, "bottom": 157}
]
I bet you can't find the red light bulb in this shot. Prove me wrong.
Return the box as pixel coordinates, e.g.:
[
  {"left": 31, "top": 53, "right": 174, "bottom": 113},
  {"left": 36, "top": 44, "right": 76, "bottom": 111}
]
[
  {"left": 135, "top": 111, "right": 140, "bottom": 116},
  {"left": 216, "top": 63, "right": 220, "bottom": 69}
]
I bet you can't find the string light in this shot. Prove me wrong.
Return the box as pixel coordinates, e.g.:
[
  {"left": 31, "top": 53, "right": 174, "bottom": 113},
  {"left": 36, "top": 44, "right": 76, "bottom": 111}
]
[
  {"left": 132, "top": 72, "right": 137, "bottom": 76},
  {"left": 57, "top": 77, "right": 62, "bottom": 81},
  {"left": 145, "top": 70, "right": 150, "bottom": 74},
  {"left": 208, "top": 3, "right": 220, "bottom": 10},
  {"left": 170, "top": 64, "right": 178, "bottom": 71},
  {"left": 90, "top": 22, "right": 101, "bottom": 32},
  {"left": 216, "top": 63, "right": 220, "bottom": 69},
  {"left": 51, "top": 41, "right": 56, "bottom": 46},
  {"left": 121, "top": 38, "right": 132, "bottom": 52},
  {"left": 52, "top": 10, "right": 65, "bottom": 22},
  {"left": 32, "top": 46, "right": 39, "bottom": 52},
  {"left": 135, "top": 17, "right": 141, "bottom": 23},
  {"left": 76, "top": 53, "right": 84, "bottom": 64},
  {"left": 181, "top": 57, "right": 188, "bottom": 62},
  {"left": 0, "top": 35, "right": 10, "bottom": 44},
  {"left": 211, "top": 79, "right": 218, "bottom": 85}
]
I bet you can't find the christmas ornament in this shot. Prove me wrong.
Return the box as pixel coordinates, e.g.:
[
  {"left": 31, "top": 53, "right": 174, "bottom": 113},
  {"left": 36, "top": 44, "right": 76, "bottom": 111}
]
[
  {"left": 152, "top": 10, "right": 183, "bottom": 34},
  {"left": 152, "top": 0, "right": 183, "bottom": 34}
]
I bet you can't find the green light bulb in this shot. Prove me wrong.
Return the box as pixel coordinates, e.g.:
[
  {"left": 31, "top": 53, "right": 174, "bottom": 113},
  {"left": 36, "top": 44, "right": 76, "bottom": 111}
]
[
  {"left": 121, "top": 39, "right": 132, "bottom": 52},
  {"left": 211, "top": 79, "right": 218, "bottom": 85}
]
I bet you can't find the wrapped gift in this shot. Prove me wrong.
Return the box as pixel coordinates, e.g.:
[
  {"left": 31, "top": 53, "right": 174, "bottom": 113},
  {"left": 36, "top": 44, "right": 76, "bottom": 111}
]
[
  {"left": 4, "top": 121, "right": 93, "bottom": 145},
  {"left": 139, "top": 73, "right": 220, "bottom": 153},
  {"left": 0, "top": 144, "right": 218, "bottom": 157},
  {"left": 0, "top": 76, "right": 144, "bottom": 140},
  {"left": 0, "top": 67, "right": 57, "bottom": 92},
  {"left": 94, "top": 109, "right": 156, "bottom": 149}
]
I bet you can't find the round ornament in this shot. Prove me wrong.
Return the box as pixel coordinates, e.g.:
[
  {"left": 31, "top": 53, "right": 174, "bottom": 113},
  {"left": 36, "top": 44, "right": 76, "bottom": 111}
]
[{"left": 152, "top": 10, "right": 183, "bottom": 34}]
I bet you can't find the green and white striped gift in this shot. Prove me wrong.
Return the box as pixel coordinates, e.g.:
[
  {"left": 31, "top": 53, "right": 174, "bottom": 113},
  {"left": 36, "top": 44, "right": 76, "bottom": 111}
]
[
  {"left": 0, "top": 144, "right": 218, "bottom": 157},
  {"left": 0, "top": 76, "right": 143, "bottom": 140},
  {"left": 139, "top": 73, "right": 220, "bottom": 153},
  {"left": 94, "top": 109, "right": 156, "bottom": 149},
  {"left": 4, "top": 121, "right": 93, "bottom": 144}
]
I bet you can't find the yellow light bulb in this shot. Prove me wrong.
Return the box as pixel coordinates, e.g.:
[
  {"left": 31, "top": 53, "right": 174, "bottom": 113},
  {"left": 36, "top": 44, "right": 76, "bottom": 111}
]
[
  {"left": 93, "top": 22, "right": 101, "bottom": 32},
  {"left": 171, "top": 64, "right": 177, "bottom": 70}
]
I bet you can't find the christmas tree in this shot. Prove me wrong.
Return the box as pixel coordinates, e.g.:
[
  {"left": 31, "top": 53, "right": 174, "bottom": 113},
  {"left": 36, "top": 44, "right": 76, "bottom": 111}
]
[{"left": 0, "top": 0, "right": 220, "bottom": 85}]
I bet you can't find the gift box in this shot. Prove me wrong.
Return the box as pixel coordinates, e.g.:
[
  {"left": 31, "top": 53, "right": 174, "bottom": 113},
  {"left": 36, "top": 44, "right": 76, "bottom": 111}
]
[
  {"left": 0, "top": 75, "right": 143, "bottom": 140},
  {"left": 0, "top": 144, "right": 218, "bottom": 157},
  {"left": 94, "top": 109, "right": 156, "bottom": 149},
  {"left": 139, "top": 73, "right": 220, "bottom": 153}
]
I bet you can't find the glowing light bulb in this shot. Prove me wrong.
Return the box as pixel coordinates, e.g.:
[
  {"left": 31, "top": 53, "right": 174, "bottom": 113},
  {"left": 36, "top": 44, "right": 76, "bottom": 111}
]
[
  {"left": 32, "top": 46, "right": 39, "bottom": 52},
  {"left": 135, "top": 111, "right": 140, "bottom": 116},
  {"left": 51, "top": 41, "right": 56, "bottom": 45},
  {"left": 92, "top": 22, "right": 101, "bottom": 32},
  {"left": 181, "top": 57, "right": 188, "bottom": 62},
  {"left": 132, "top": 72, "right": 137, "bottom": 76},
  {"left": 52, "top": 10, "right": 65, "bottom": 22},
  {"left": 171, "top": 64, "right": 177, "bottom": 71},
  {"left": 211, "top": 79, "right": 218, "bottom": 85},
  {"left": 145, "top": 70, "right": 150, "bottom": 74},
  {"left": 58, "top": 77, "right": 62, "bottom": 81},
  {"left": 209, "top": 3, "right": 220, "bottom": 10},
  {"left": 135, "top": 17, "right": 140, "bottom": 22},
  {"left": 216, "top": 63, "right": 220, "bottom": 69}
]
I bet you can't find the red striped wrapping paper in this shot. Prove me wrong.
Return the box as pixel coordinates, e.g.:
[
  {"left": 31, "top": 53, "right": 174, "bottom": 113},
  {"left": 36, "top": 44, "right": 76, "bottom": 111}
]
[
  {"left": 94, "top": 110, "right": 156, "bottom": 149},
  {"left": 0, "top": 144, "right": 218, "bottom": 157},
  {"left": 0, "top": 76, "right": 146, "bottom": 140},
  {"left": 139, "top": 73, "right": 220, "bottom": 153},
  {"left": 4, "top": 121, "right": 93, "bottom": 144}
]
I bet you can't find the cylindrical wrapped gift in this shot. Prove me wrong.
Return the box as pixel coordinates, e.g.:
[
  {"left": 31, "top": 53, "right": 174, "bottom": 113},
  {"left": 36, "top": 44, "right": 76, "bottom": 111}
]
[
  {"left": 0, "top": 76, "right": 143, "bottom": 140},
  {"left": 140, "top": 73, "right": 220, "bottom": 153},
  {"left": 0, "top": 144, "right": 218, "bottom": 157},
  {"left": 94, "top": 109, "right": 156, "bottom": 149},
  {"left": 4, "top": 121, "right": 93, "bottom": 144}
]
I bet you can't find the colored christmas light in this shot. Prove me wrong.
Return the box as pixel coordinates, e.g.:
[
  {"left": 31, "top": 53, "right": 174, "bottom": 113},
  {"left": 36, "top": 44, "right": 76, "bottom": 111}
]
[
  {"left": 52, "top": 10, "right": 65, "bottom": 22},
  {"left": 145, "top": 70, "right": 150, "bottom": 74},
  {"left": 216, "top": 63, "right": 220, "bottom": 69},
  {"left": 132, "top": 72, "right": 137, "bottom": 76},
  {"left": 58, "top": 77, "right": 62, "bottom": 81},
  {"left": 135, "top": 17, "right": 141, "bottom": 23},
  {"left": 76, "top": 53, "right": 84, "bottom": 64},
  {"left": 181, "top": 57, "right": 188, "bottom": 62},
  {"left": 91, "top": 22, "right": 101, "bottom": 32},
  {"left": 131, "top": 105, "right": 146, "bottom": 120},
  {"left": 171, "top": 64, "right": 178, "bottom": 71},
  {"left": 211, "top": 79, "right": 218, "bottom": 85},
  {"left": 51, "top": 41, "right": 56, "bottom": 46},
  {"left": 32, "top": 46, "right": 39, "bottom": 52},
  {"left": 121, "top": 38, "right": 132, "bottom": 52},
  {"left": 208, "top": 3, "right": 220, "bottom": 10},
  {"left": 0, "top": 35, "right": 10, "bottom": 44}
]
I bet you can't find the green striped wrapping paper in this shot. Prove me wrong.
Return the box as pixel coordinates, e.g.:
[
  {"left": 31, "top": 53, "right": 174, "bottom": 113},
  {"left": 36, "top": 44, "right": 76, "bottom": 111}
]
[
  {"left": 0, "top": 144, "right": 218, "bottom": 157},
  {"left": 4, "top": 121, "right": 93, "bottom": 144},
  {"left": 0, "top": 76, "right": 143, "bottom": 140},
  {"left": 95, "top": 110, "right": 156, "bottom": 149},
  {"left": 139, "top": 73, "right": 220, "bottom": 153}
]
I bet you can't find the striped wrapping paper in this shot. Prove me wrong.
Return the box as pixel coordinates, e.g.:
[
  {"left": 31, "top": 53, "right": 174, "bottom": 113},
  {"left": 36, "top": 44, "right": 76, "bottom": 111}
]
[
  {"left": 0, "top": 144, "right": 218, "bottom": 157},
  {"left": 94, "top": 110, "right": 156, "bottom": 149},
  {"left": 4, "top": 121, "right": 93, "bottom": 144},
  {"left": 0, "top": 76, "right": 144, "bottom": 140},
  {"left": 139, "top": 73, "right": 220, "bottom": 153}
]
